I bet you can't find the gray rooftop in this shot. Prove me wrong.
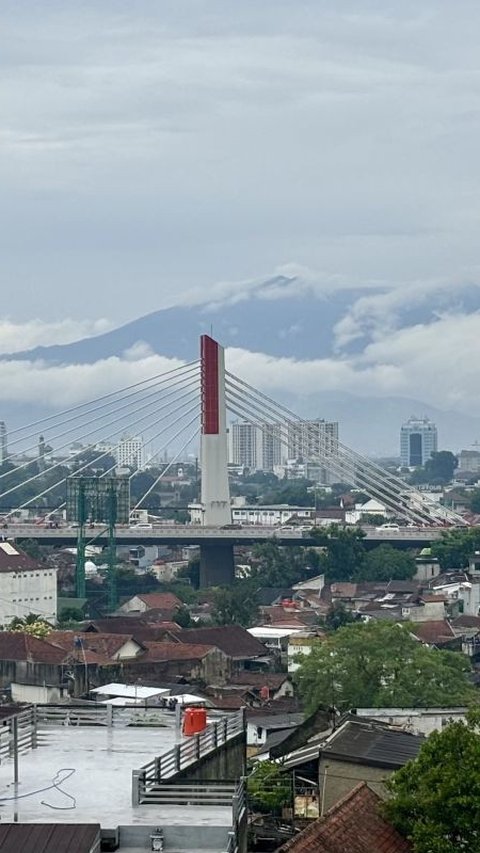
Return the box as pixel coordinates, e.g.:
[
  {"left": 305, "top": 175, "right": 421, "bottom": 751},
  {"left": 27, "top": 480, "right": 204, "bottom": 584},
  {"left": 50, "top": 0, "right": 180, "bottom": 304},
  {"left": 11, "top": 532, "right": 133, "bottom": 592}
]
[
  {"left": 0, "top": 718, "right": 233, "bottom": 850},
  {"left": 322, "top": 720, "right": 423, "bottom": 769}
]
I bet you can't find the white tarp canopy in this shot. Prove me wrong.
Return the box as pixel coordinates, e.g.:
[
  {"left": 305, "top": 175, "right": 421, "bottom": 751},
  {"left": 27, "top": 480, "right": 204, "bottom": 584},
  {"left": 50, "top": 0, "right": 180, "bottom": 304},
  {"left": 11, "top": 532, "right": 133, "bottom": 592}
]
[
  {"left": 101, "top": 696, "right": 147, "bottom": 706},
  {"left": 91, "top": 682, "right": 169, "bottom": 700},
  {"left": 172, "top": 693, "right": 209, "bottom": 705}
]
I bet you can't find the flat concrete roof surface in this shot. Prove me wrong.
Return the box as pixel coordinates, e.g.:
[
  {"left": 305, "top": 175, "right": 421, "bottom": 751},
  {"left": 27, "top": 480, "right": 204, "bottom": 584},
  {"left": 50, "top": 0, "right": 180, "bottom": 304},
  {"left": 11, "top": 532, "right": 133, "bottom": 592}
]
[{"left": 0, "top": 720, "right": 232, "bottom": 829}]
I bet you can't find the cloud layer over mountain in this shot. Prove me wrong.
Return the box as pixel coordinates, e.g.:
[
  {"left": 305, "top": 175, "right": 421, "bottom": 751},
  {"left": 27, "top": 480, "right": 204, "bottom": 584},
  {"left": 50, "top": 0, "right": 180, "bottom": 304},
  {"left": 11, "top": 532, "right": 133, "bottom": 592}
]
[{"left": 0, "top": 274, "right": 479, "bottom": 456}]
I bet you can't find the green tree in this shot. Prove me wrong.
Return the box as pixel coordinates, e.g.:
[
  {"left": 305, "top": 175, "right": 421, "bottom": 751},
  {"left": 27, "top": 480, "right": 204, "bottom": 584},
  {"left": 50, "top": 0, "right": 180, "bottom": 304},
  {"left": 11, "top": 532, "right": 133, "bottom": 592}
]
[
  {"left": 247, "top": 760, "right": 291, "bottom": 814},
  {"left": 469, "top": 488, "right": 480, "bottom": 513},
  {"left": 262, "top": 478, "right": 314, "bottom": 507},
  {"left": 16, "top": 538, "right": 43, "bottom": 560},
  {"left": 58, "top": 606, "right": 85, "bottom": 625},
  {"left": 250, "top": 542, "right": 320, "bottom": 587},
  {"left": 295, "top": 621, "right": 476, "bottom": 714},
  {"left": 174, "top": 607, "right": 192, "bottom": 628},
  {"left": 410, "top": 451, "right": 458, "bottom": 486},
  {"left": 431, "top": 528, "right": 480, "bottom": 570},
  {"left": 212, "top": 582, "right": 259, "bottom": 627},
  {"left": 177, "top": 558, "right": 200, "bottom": 589},
  {"left": 354, "top": 544, "right": 416, "bottom": 582},
  {"left": 310, "top": 525, "right": 366, "bottom": 582},
  {"left": 324, "top": 601, "right": 359, "bottom": 631},
  {"left": 385, "top": 710, "right": 480, "bottom": 853},
  {"left": 7, "top": 614, "right": 51, "bottom": 638}
]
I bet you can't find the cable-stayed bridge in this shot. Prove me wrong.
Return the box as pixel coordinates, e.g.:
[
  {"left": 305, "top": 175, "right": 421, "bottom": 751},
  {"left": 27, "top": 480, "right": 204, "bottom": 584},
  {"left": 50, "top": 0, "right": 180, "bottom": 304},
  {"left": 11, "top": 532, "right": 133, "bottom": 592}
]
[{"left": 0, "top": 335, "right": 465, "bottom": 589}]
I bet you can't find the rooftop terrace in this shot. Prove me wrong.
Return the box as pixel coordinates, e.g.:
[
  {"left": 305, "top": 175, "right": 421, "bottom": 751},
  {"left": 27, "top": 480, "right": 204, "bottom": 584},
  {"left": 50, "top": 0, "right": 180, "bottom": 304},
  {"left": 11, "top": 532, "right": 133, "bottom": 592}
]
[{"left": 0, "top": 709, "right": 237, "bottom": 852}]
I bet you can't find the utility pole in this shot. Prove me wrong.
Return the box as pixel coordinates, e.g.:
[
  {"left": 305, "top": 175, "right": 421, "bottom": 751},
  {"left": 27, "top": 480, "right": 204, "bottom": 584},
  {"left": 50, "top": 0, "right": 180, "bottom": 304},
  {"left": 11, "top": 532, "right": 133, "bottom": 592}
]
[
  {"left": 75, "top": 479, "right": 87, "bottom": 598},
  {"left": 107, "top": 481, "right": 118, "bottom": 612}
]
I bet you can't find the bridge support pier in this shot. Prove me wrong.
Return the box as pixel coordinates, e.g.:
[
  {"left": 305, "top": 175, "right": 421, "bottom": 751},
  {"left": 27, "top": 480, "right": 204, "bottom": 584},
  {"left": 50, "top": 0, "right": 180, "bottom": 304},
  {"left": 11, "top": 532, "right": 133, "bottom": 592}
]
[{"left": 199, "top": 543, "right": 235, "bottom": 588}]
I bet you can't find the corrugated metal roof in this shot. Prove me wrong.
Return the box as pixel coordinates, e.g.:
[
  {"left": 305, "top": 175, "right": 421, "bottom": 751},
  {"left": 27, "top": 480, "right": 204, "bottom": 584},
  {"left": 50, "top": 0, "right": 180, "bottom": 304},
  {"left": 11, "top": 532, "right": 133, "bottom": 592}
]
[
  {"left": 322, "top": 720, "right": 423, "bottom": 769},
  {"left": 0, "top": 823, "right": 101, "bottom": 853}
]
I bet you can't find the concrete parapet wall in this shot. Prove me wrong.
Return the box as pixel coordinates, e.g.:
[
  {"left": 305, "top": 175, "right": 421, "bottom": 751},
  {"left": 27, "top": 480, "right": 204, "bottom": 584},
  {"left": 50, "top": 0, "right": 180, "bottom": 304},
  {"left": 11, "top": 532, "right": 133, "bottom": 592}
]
[
  {"left": 118, "top": 823, "right": 230, "bottom": 850},
  {"left": 171, "top": 731, "right": 246, "bottom": 783}
]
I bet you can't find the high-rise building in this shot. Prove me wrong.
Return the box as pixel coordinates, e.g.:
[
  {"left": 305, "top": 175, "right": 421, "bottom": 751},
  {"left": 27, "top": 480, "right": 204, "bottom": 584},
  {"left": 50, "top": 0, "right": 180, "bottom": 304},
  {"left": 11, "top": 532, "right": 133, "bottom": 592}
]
[
  {"left": 116, "top": 436, "right": 145, "bottom": 469},
  {"left": 287, "top": 419, "right": 339, "bottom": 461},
  {"left": 400, "top": 416, "right": 438, "bottom": 467},
  {"left": 0, "top": 422, "right": 7, "bottom": 465},
  {"left": 228, "top": 420, "right": 284, "bottom": 472}
]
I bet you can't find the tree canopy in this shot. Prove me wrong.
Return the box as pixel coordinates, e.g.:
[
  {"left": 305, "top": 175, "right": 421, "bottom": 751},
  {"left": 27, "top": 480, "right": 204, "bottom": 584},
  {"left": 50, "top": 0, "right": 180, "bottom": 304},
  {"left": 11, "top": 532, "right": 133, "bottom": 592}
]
[
  {"left": 324, "top": 601, "right": 360, "bottom": 631},
  {"left": 7, "top": 614, "right": 52, "bottom": 638},
  {"left": 469, "top": 488, "right": 480, "bottom": 513},
  {"left": 409, "top": 451, "right": 458, "bottom": 486},
  {"left": 385, "top": 710, "right": 480, "bottom": 853},
  {"left": 310, "top": 525, "right": 366, "bottom": 582},
  {"left": 295, "top": 620, "right": 476, "bottom": 713},
  {"left": 212, "top": 581, "right": 259, "bottom": 627},
  {"left": 431, "top": 527, "right": 480, "bottom": 570},
  {"left": 247, "top": 760, "right": 291, "bottom": 814},
  {"left": 249, "top": 541, "right": 320, "bottom": 587},
  {"left": 354, "top": 544, "right": 416, "bottom": 582}
]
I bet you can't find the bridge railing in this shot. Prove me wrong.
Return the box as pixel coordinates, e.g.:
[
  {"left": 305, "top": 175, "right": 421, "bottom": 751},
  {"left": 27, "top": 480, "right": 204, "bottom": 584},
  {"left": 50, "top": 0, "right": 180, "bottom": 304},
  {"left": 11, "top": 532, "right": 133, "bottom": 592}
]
[{"left": 132, "top": 710, "right": 245, "bottom": 806}]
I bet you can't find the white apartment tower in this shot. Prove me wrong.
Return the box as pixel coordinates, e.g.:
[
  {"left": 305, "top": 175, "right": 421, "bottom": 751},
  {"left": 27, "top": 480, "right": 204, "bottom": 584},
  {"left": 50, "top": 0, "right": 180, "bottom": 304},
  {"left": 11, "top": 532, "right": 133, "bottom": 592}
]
[
  {"left": 228, "top": 420, "right": 284, "bottom": 472},
  {"left": 116, "top": 436, "right": 145, "bottom": 470},
  {"left": 288, "top": 419, "right": 339, "bottom": 461}
]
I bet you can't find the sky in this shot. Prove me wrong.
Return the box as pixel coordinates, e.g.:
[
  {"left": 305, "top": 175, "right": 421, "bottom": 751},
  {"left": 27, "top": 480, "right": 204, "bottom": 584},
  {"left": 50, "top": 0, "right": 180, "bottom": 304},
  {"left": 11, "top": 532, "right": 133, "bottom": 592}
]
[{"left": 2, "top": 1, "right": 480, "bottom": 430}]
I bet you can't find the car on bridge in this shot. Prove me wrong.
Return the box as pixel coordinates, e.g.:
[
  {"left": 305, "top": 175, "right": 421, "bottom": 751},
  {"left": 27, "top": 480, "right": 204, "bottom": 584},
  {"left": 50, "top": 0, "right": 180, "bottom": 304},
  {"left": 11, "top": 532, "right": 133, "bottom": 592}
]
[{"left": 375, "top": 523, "right": 400, "bottom": 532}]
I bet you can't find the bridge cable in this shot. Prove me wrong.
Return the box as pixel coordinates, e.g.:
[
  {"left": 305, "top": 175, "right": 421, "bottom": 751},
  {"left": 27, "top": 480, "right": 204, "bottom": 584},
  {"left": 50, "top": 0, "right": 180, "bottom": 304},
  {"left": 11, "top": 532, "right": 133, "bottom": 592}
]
[
  {"left": 1, "top": 365, "right": 199, "bottom": 470},
  {"left": 6, "top": 360, "right": 199, "bottom": 438},
  {"left": 0, "top": 379, "right": 199, "bottom": 503},
  {"left": 225, "top": 383, "right": 434, "bottom": 525},
  {"left": 3, "top": 392, "right": 200, "bottom": 514}
]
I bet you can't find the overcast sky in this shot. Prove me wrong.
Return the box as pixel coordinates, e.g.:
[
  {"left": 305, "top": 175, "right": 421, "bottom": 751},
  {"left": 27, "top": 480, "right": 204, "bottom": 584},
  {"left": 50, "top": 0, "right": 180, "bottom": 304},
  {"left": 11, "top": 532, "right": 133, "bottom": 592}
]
[
  {"left": 2, "top": 1, "right": 480, "bottom": 428},
  {"left": 2, "top": 1, "right": 480, "bottom": 323}
]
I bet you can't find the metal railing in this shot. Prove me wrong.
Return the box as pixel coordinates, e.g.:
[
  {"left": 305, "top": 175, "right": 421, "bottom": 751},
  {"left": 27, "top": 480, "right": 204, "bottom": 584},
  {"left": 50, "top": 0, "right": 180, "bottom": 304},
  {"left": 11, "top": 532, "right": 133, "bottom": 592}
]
[
  {"left": 226, "top": 779, "right": 247, "bottom": 853},
  {"left": 34, "top": 702, "right": 174, "bottom": 728},
  {"left": 132, "top": 710, "right": 245, "bottom": 806},
  {"left": 35, "top": 703, "right": 109, "bottom": 727},
  {"left": 0, "top": 707, "right": 38, "bottom": 761}
]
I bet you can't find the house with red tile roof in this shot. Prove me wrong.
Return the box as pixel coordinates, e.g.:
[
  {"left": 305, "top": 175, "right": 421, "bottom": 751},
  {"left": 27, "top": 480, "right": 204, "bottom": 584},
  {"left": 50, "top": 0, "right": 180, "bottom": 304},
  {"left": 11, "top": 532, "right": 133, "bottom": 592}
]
[
  {"left": 119, "top": 591, "right": 183, "bottom": 616},
  {"left": 122, "top": 641, "right": 229, "bottom": 684},
  {"left": 176, "top": 625, "right": 270, "bottom": 669},
  {"left": 48, "top": 631, "right": 144, "bottom": 661},
  {"left": 410, "top": 619, "right": 458, "bottom": 648},
  {"left": 275, "top": 782, "right": 411, "bottom": 853}
]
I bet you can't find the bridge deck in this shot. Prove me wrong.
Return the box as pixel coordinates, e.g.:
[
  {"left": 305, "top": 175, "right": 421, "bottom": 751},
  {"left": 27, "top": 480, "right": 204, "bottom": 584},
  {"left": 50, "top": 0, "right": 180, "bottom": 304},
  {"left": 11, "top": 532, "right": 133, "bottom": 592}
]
[{"left": 1, "top": 523, "right": 447, "bottom": 547}]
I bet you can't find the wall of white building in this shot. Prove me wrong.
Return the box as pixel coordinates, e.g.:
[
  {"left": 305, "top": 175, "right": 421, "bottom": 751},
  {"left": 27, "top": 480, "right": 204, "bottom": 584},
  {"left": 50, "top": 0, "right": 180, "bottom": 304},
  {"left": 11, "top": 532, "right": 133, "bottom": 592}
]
[{"left": 0, "top": 568, "right": 57, "bottom": 625}]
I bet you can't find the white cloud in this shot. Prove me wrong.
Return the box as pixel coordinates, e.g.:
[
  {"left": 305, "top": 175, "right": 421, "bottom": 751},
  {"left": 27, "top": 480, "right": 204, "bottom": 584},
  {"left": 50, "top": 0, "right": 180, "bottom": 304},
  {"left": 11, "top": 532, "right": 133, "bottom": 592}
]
[
  {"left": 333, "top": 279, "right": 480, "bottom": 349},
  {"left": 0, "top": 352, "right": 185, "bottom": 407},
  {"left": 0, "top": 299, "right": 477, "bottom": 417},
  {"left": 183, "top": 264, "right": 383, "bottom": 311},
  {"left": 224, "top": 307, "right": 480, "bottom": 416},
  {"left": 0, "top": 318, "right": 113, "bottom": 354}
]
